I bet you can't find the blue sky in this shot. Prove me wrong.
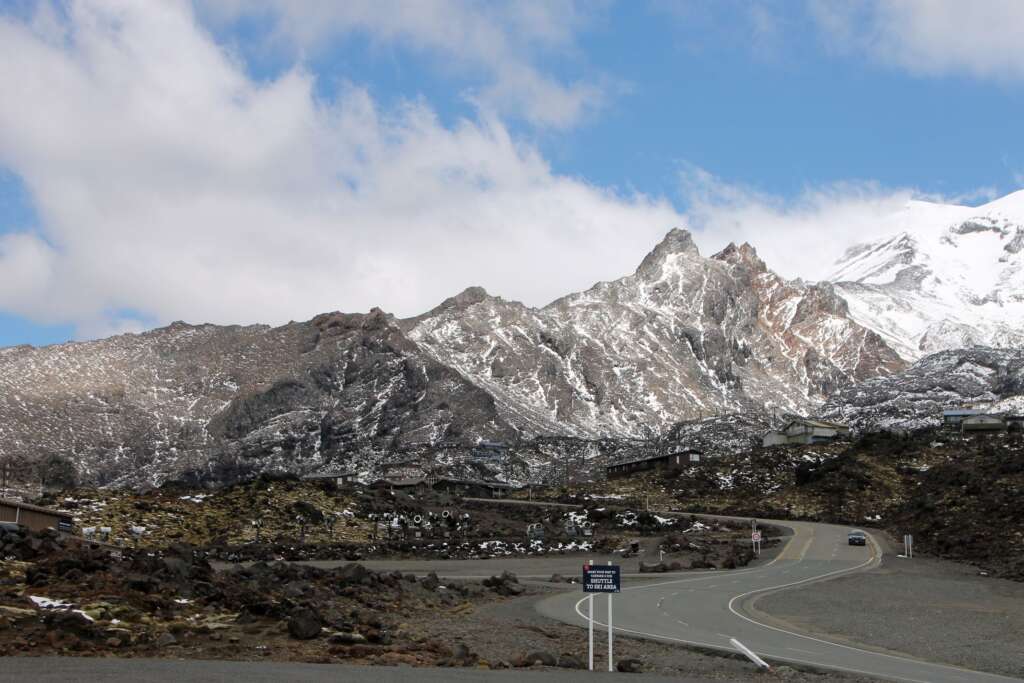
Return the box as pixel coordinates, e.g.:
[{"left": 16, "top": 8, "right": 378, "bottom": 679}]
[{"left": 1, "top": 0, "right": 1023, "bottom": 347}]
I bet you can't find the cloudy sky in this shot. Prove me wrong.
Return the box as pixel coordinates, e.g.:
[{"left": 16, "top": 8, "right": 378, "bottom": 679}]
[{"left": 1, "top": 0, "right": 1023, "bottom": 345}]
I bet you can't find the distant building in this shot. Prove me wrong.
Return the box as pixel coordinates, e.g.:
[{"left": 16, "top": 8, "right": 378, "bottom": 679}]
[
  {"left": 369, "top": 477, "right": 430, "bottom": 492},
  {"left": 943, "top": 409, "right": 983, "bottom": 427},
  {"left": 606, "top": 449, "right": 702, "bottom": 479},
  {"left": 432, "top": 477, "right": 513, "bottom": 498},
  {"left": 381, "top": 460, "right": 427, "bottom": 480},
  {"left": 1007, "top": 416, "right": 1024, "bottom": 432},
  {"left": 303, "top": 470, "right": 359, "bottom": 486},
  {"left": 470, "top": 441, "right": 508, "bottom": 460},
  {"left": 0, "top": 498, "right": 74, "bottom": 533},
  {"left": 763, "top": 418, "right": 850, "bottom": 447},
  {"left": 961, "top": 414, "right": 1007, "bottom": 433}
]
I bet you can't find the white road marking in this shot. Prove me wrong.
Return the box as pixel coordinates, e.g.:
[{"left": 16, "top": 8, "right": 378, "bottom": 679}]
[{"left": 567, "top": 522, "right": 1018, "bottom": 683}]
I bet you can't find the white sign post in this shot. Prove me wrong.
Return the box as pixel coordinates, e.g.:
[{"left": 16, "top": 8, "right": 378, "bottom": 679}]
[
  {"left": 751, "top": 530, "right": 762, "bottom": 555},
  {"left": 587, "top": 558, "right": 594, "bottom": 671},
  {"left": 582, "top": 560, "right": 620, "bottom": 673},
  {"left": 607, "top": 560, "right": 614, "bottom": 672},
  {"left": 903, "top": 534, "right": 913, "bottom": 558}
]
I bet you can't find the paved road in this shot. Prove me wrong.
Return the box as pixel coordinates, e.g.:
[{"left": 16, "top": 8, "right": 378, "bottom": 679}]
[
  {"left": 537, "top": 518, "right": 1023, "bottom": 683},
  {"left": 0, "top": 657, "right": 721, "bottom": 682}
]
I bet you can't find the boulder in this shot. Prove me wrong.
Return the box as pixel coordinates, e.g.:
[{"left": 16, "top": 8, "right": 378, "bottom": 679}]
[
  {"left": 616, "top": 658, "right": 644, "bottom": 673},
  {"left": 521, "top": 650, "right": 557, "bottom": 667},
  {"left": 287, "top": 607, "right": 322, "bottom": 640}
]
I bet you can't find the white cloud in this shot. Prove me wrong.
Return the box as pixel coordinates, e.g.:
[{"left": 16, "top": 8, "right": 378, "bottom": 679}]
[
  {"left": 0, "top": 0, "right": 677, "bottom": 338},
  {"left": 198, "top": 0, "right": 607, "bottom": 129},
  {"left": 809, "top": 0, "right": 1024, "bottom": 81},
  {"left": 679, "top": 165, "right": 919, "bottom": 281}
]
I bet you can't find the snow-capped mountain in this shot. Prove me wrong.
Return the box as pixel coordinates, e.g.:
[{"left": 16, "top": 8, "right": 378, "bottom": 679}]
[
  {"left": 0, "top": 229, "right": 902, "bottom": 487},
  {"left": 830, "top": 190, "right": 1024, "bottom": 361}
]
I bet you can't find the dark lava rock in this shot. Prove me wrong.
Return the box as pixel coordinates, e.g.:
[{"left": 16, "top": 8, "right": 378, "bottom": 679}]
[
  {"left": 155, "top": 632, "right": 177, "bottom": 648},
  {"left": 521, "top": 650, "right": 557, "bottom": 667},
  {"left": 557, "top": 653, "right": 585, "bottom": 669},
  {"left": 617, "top": 658, "right": 644, "bottom": 673},
  {"left": 287, "top": 608, "right": 322, "bottom": 640}
]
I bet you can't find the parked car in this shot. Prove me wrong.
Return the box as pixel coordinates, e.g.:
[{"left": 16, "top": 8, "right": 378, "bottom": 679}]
[{"left": 847, "top": 529, "right": 867, "bottom": 546}]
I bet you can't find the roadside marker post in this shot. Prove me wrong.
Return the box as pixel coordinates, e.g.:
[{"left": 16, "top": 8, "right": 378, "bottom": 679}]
[
  {"left": 903, "top": 534, "right": 913, "bottom": 558},
  {"left": 582, "top": 560, "right": 620, "bottom": 673},
  {"left": 730, "top": 637, "right": 771, "bottom": 671},
  {"left": 751, "top": 530, "right": 762, "bottom": 555}
]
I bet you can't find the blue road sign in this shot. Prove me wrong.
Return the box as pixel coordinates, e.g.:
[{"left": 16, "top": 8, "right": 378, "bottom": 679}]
[{"left": 583, "top": 564, "right": 621, "bottom": 593}]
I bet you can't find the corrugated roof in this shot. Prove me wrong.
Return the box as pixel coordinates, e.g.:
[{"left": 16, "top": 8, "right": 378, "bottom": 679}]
[
  {"left": 0, "top": 498, "right": 72, "bottom": 518},
  {"left": 302, "top": 471, "right": 358, "bottom": 479},
  {"left": 607, "top": 449, "right": 701, "bottom": 469},
  {"left": 785, "top": 418, "right": 849, "bottom": 430}
]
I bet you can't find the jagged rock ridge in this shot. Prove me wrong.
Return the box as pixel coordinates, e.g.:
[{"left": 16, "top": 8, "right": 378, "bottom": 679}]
[{"left": 0, "top": 229, "right": 903, "bottom": 487}]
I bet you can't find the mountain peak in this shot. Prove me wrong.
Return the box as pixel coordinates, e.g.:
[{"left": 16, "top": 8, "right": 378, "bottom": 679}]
[
  {"left": 635, "top": 228, "right": 700, "bottom": 279},
  {"left": 712, "top": 241, "right": 765, "bottom": 272}
]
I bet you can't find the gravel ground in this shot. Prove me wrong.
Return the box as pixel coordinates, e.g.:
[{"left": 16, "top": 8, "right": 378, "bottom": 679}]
[
  {"left": 754, "top": 554, "right": 1024, "bottom": 679},
  {"left": 411, "top": 586, "right": 872, "bottom": 682}
]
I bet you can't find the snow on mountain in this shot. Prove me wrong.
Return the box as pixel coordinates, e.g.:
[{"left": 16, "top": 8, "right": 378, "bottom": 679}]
[
  {"left": 405, "top": 229, "right": 903, "bottom": 436},
  {"left": 830, "top": 190, "right": 1024, "bottom": 361},
  {"left": 0, "top": 228, "right": 904, "bottom": 487},
  {"left": 822, "top": 347, "right": 1024, "bottom": 433}
]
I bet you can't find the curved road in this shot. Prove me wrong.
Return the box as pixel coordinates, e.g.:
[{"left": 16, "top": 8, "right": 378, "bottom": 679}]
[{"left": 537, "top": 518, "right": 1022, "bottom": 683}]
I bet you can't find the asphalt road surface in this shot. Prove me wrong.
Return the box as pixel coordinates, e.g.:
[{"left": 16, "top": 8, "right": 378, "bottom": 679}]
[{"left": 537, "top": 518, "right": 1023, "bottom": 683}]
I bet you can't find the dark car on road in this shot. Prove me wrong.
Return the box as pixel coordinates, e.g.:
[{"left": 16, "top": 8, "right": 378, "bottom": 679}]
[{"left": 848, "top": 529, "right": 867, "bottom": 546}]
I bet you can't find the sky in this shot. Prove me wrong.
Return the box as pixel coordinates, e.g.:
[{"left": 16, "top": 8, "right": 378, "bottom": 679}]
[{"left": 1, "top": 0, "right": 1023, "bottom": 347}]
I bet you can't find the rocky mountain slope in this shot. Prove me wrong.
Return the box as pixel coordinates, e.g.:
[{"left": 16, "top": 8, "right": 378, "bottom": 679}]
[
  {"left": 822, "top": 347, "right": 1024, "bottom": 432},
  {"left": 830, "top": 191, "right": 1024, "bottom": 361},
  {"left": 0, "top": 229, "right": 903, "bottom": 488},
  {"left": 405, "top": 230, "right": 902, "bottom": 436}
]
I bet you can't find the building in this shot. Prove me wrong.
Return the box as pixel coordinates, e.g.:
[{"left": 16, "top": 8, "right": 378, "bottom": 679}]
[
  {"left": 303, "top": 470, "right": 359, "bottom": 486},
  {"left": 961, "top": 414, "right": 1007, "bottom": 433},
  {"left": 1007, "top": 416, "right": 1024, "bottom": 432},
  {"left": 369, "top": 477, "right": 430, "bottom": 492},
  {"left": 763, "top": 418, "right": 850, "bottom": 447},
  {"left": 943, "top": 409, "right": 983, "bottom": 427},
  {"left": 381, "top": 460, "right": 427, "bottom": 480},
  {"left": 606, "top": 449, "right": 702, "bottom": 479},
  {"left": 431, "top": 477, "right": 513, "bottom": 498},
  {"left": 0, "top": 498, "right": 74, "bottom": 533},
  {"left": 470, "top": 441, "right": 508, "bottom": 460}
]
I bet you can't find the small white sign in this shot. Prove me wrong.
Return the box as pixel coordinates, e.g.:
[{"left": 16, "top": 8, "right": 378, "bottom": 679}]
[{"left": 751, "top": 531, "right": 762, "bottom": 542}]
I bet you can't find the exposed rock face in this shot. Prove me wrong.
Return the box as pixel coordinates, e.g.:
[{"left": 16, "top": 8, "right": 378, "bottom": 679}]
[
  {"left": 0, "top": 310, "right": 515, "bottom": 487},
  {"left": 406, "top": 230, "right": 903, "bottom": 439},
  {"left": 822, "top": 347, "right": 1024, "bottom": 432},
  {"left": 0, "top": 229, "right": 903, "bottom": 487}
]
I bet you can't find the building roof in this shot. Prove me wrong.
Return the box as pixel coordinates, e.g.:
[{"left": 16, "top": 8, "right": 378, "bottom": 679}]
[
  {"left": 433, "top": 477, "right": 513, "bottom": 489},
  {"left": 302, "top": 470, "right": 358, "bottom": 479},
  {"left": 0, "top": 498, "right": 72, "bottom": 519},
  {"left": 784, "top": 418, "right": 849, "bottom": 431},
  {"left": 607, "top": 449, "right": 702, "bottom": 469},
  {"left": 943, "top": 409, "right": 983, "bottom": 416},
  {"left": 962, "top": 414, "right": 1006, "bottom": 422},
  {"left": 372, "top": 477, "right": 427, "bottom": 487}
]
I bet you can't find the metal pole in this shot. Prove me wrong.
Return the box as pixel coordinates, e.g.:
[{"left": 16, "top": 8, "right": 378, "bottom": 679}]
[
  {"left": 588, "top": 594, "right": 594, "bottom": 671},
  {"left": 607, "top": 560, "right": 613, "bottom": 672},
  {"left": 587, "top": 557, "right": 594, "bottom": 671}
]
